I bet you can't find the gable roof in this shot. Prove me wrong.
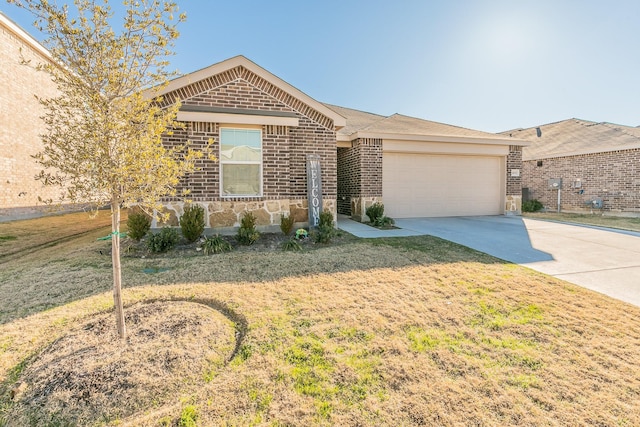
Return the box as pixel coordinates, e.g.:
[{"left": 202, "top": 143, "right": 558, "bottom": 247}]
[
  {"left": 326, "top": 104, "right": 526, "bottom": 146},
  {"left": 151, "top": 55, "right": 525, "bottom": 146},
  {"left": 502, "top": 118, "right": 640, "bottom": 160},
  {"left": 152, "top": 55, "right": 346, "bottom": 130}
]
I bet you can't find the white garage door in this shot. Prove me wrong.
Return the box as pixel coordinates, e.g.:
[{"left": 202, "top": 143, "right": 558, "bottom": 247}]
[{"left": 383, "top": 153, "right": 503, "bottom": 218}]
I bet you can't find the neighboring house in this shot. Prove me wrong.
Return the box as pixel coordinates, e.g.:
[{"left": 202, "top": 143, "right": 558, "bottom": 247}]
[
  {"left": 0, "top": 11, "right": 61, "bottom": 220},
  {"left": 152, "top": 55, "right": 528, "bottom": 229},
  {"left": 504, "top": 119, "right": 640, "bottom": 216}
]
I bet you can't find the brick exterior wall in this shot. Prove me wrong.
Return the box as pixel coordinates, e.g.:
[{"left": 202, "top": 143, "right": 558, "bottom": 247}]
[
  {"left": 159, "top": 66, "right": 337, "bottom": 228},
  {"left": 504, "top": 145, "right": 523, "bottom": 215},
  {"left": 336, "top": 138, "right": 382, "bottom": 220},
  {"left": 337, "top": 147, "right": 358, "bottom": 214},
  {"left": 0, "top": 20, "right": 62, "bottom": 218},
  {"left": 522, "top": 149, "right": 640, "bottom": 215},
  {"left": 507, "top": 146, "right": 523, "bottom": 196}
]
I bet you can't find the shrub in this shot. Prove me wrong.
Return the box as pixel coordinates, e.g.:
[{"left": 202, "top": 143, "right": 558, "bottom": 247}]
[
  {"left": 146, "top": 227, "right": 180, "bottom": 253},
  {"left": 522, "top": 199, "right": 544, "bottom": 212},
  {"left": 280, "top": 214, "right": 295, "bottom": 235},
  {"left": 126, "top": 211, "right": 151, "bottom": 241},
  {"left": 281, "top": 237, "right": 302, "bottom": 252},
  {"left": 373, "top": 215, "right": 395, "bottom": 228},
  {"left": 237, "top": 211, "right": 260, "bottom": 245},
  {"left": 180, "top": 204, "right": 205, "bottom": 243},
  {"left": 200, "top": 235, "right": 232, "bottom": 255},
  {"left": 366, "top": 202, "right": 385, "bottom": 223},
  {"left": 314, "top": 210, "right": 335, "bottom": 243}
]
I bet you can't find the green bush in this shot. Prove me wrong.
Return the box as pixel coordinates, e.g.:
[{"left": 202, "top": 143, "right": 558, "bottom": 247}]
[
  {"left": 237, "top": 211, "right": 260, "bottom": 245},
  {"left": 522, "top": 199, "right": 544, "bottom": 212},
  {"left": 280, "top": 214, "right": 295, "bottom": 235},
  {"left": 366, "top": 202, "right": 385, "bottom": 223},
  {"left": 314, "top": 210, "right": 335, "bottom": 243},
  {"left": 373, "top": 215, "right": 395, "bottom": 228},
  {"left": 180, "top": 203, "right": 205, "bottom": 243},
  {"left": 281, "top": 237, "right": 302, "bottom": 252},
  {"left": 126, "top": 211, "right": 151, "bottom": 241},
  {"left": 146, "top": 227, "right": 180, "bottom": 253},
  {"left": 200, "top": 235, "right": 232, "bottom": 255}
]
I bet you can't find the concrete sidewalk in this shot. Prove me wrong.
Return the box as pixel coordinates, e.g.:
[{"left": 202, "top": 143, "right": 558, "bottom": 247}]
[{"left": 337, "top": 215, "right": 640, "bottom": 307}]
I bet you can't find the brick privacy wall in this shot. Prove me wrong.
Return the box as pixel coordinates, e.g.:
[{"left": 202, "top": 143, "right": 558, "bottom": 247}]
[
  {"left": 160, "top": 71, "right": 337, "bottom": 204},
  {"left": 507, "top": 145, "right": 523, "bottom": 196},
  {"left": 522, "top": 148, "right": 640, "bottom": 214},
  {"left": 336, "top": 138, "right": 383, "bottom": 215},
  {"left": 0, "top": 23, "right": 61, "bottom": 214},
  {"left": 337, "top": 147, "right": 359, "bottom": 215},
  {"left": 358, "top": 138, "right": 383, "bottom": 197}
]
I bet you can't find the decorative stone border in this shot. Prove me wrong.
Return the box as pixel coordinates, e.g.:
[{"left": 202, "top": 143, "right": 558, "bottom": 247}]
[{"left": 152, "top": 199, "right": 337, "bottom": 231}]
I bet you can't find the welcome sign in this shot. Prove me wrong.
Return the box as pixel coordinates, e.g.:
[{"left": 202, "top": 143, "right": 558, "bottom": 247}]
[{"left": 306, "top": 154, "right": 323, "bottom": 227}]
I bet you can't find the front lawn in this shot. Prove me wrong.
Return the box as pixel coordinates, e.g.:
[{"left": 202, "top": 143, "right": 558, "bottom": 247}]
[{"left": 1, "top": 213, "right": 639, "bottom": 425}]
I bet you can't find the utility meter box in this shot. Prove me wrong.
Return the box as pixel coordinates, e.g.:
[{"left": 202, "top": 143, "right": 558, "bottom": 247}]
[{"left": 548, "top": 178, "right": 562, "bottom": 189}]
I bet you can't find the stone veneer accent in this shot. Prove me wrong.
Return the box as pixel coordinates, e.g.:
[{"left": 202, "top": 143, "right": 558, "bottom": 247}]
[
  {"left": 158, "top": 66, "right": 338, "bottom": 228},
  {"left": 505, "top": 195, "right": 522, "bottom": 216},
  {"left": 522, "top": 148, "right": 640, "bottom": 215},
  {"left": 155, "top": 199, "right": 336, "bottom": 233},
  {"left": 350, "top": 196, "right": 382, "bottom": 223}
]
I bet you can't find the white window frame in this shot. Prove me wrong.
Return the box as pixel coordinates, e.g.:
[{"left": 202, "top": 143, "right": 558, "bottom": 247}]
[{"left": 219, "top": 126, "right": 263, "bottom": 198}]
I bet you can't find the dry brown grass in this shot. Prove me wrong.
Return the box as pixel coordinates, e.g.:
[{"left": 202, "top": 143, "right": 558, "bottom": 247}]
[
  {"left": 0, "top": 210, "right": 113, "bottom": 260},
  {"left": 524, "top": 211, "right": 640, "bottom": 232},
  {"left": 1, "top": 213, "right": 640, "bottom": 425}
]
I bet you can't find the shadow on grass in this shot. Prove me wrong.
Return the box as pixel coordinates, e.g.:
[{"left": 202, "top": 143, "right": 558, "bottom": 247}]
[{"left": 0, "top": 232, "right": 512, "bottom": 326}]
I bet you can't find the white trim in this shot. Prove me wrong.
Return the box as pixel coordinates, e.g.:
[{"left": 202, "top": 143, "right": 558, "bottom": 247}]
[
  {"left": 383, "top": 140, "right": 510, "bottom": 156},
  {"left": 347, "top": 130, "right": 528, "bottom": 146},
  {"left": 219, "top": 127, "right": 263, "bottom": 198},
  {"left": 153, "top": 55, "right": 346, "bottom": 129},
  {"left": 0, "top": 12, "right": 53, "bottom": 63},
  {"left": 177, "top": 111, "right": 298, "bottom": 127}
]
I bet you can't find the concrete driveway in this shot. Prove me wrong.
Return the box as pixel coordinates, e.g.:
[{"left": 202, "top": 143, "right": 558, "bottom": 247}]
[
  {"left": 394, "top": 216, "right": 640, "bottom": 307},
  {"left": 340, "top": 215, "right": 640, "bottom": 307}
]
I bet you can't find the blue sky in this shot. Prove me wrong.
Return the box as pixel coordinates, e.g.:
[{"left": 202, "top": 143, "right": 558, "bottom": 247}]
[{"left": 3, "top": 0, "right": 639, "bottom": 132}]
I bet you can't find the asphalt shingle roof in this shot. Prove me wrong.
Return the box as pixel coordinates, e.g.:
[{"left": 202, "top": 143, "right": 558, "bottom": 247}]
[
  {"left": 502, "top": 119, "right": 640, "bottom": 160},
  {"left": 322, "top": 104, "right": 385, "bottom": 136},
  {"left": 325, "top": 104, "right": 516, "bottom": 140}
]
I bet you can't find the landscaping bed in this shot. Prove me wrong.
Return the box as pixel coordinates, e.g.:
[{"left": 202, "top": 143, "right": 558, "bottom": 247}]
[{"left": 1, "top": 212, "right": 640, "bottom": 425}]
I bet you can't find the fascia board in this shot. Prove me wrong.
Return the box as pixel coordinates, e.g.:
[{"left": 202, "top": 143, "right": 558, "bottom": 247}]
[
  {"left": 1, "top": 12, "right": 54, "bottom": 64},
  {"left": 153, "top": 55, "right": 346, "bottom": 129},
  {"left": 351, "top": 131, "right": 529, "bottom": 146}
]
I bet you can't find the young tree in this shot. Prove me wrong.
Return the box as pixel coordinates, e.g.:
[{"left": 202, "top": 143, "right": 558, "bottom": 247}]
[{"left": 10, "top": 0, "right": 209, "bottom": 339}]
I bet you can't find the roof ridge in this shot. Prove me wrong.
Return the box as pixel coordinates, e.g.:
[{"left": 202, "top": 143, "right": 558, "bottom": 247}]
[
  {"left": 322, "top": 103, "right": 386, "bottom": 119},
  {"left": 389, "top": 112, "right": 506, "bottom": 138},
  {"left": 599, "top": 122, "right": 640, "bottom": 143}
]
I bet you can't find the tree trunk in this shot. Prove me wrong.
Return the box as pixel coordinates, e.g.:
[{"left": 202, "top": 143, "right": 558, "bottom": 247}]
[{"left": 111, "top": 200, "right": 126, "bottom": 339}]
